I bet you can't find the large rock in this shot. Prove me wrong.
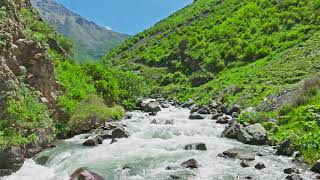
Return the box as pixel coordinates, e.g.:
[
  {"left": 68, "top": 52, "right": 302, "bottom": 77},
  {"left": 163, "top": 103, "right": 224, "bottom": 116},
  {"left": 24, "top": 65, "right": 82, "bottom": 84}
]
[
  {"left": 70, "top": 168, "right": 104, "bottom": 180},
  {"left": 189, "top": 112, "right": 205, "bottom": 120},
  {"left": 0, "top": 148, "right": 24, "bottom": 176},
  {"left": 311, "top": 160, "right": 320, "bottom": 174},
  {"left": 83, "top": 136, "right": 103, "bottom": 146},
  {"left": 255, "top": 162, "right": 266, "bottom": 170},
  {"left": 181, "top": 159, "right": 199, "bottom": 169},
  {"left": 221, "top": 123, "right": 241, "bottom": 139},
  {"left": 140, "top": 102, "right": 161, "bottom": 113},
  {"left": 222, "top": 123, "right": 268, "bottom": 145},
  {"left": 216, "top": 116, "right": 231, "bottom": 124},
  {"left": 276, "top": 140, "right": 294, "bottom": 156},
  {"left": 237, "top": 123, "right": 268, "bottom": 145},
  {"left": 184, "top": 143, "right": 207, "bottom": 151},
  {"left": 111, "top": 128, "right": 129, "bottom": 139}
]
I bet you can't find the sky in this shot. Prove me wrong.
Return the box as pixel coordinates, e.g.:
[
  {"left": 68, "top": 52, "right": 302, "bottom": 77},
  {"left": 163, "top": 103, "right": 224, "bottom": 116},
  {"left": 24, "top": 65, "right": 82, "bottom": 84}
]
[{"left": 55, "top": 0, "right": 193, "bottom": 35}]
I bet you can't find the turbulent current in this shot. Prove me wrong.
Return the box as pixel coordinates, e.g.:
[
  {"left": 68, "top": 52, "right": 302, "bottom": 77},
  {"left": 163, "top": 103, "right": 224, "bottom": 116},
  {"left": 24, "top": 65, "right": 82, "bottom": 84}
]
[{"left": 2, "top": 104, "right": 318, "bottom": 180}]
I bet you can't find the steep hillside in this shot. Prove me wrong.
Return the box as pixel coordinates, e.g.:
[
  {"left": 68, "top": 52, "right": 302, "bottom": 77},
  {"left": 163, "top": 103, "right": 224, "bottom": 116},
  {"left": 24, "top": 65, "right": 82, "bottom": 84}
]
[
  {"left": 31, "top": 0, "right": 129, "bottom": 61},
  {"left": 0, "top": 0, "right": 146, "bottom": 176},
  {"left": 105, "top": 0, "right": 319, "bottom": 86},
  {"left": 103, "top": 0, "right": 320, "bottom": 163}
]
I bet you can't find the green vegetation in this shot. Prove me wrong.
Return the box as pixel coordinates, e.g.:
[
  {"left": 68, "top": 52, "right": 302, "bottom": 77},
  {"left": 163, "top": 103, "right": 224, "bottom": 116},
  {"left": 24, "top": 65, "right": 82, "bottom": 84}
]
[
  {"left": 0, "top": 84, "right": 54, "bottom": 149},
  {"left": 102, "top": 0, "right": 320, "bottom": 164}
]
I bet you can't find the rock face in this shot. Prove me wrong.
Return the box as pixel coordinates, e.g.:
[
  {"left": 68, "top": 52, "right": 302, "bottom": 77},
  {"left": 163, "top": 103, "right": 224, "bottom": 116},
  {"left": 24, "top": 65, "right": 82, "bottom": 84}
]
[
  {"left": 70, "top": 168, "right": 105, "bottom": 180},
  {"left": 221, "top": 123, "right": 268, "bottom": 145},
  {"left": 0, "top": 0, "right": 62, "bottom": 176}
]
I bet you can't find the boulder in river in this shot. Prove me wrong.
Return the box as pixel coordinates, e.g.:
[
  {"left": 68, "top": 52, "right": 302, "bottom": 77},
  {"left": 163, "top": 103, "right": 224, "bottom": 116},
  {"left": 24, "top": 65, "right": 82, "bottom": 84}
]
[
  {"left": 111, "top": 128, "right": 129, "bottom": 139},
  {"left": 140, "top": 101, "right": 161, "bottom": 113},
  {"left": 181, "top": 159, "right": 199, "bottom": 169},
  {"left": 276, "top": 139, "right": 294, "bottom": 156},
  {"left": 222, "top": 148, "right": 239, "bottom": 158},
  {"left": 238, "top": 153, "right": 255, "bottom": 161},
  {"left": 284, "top": 167, "right": 300, "bottom": 174},
  {"left": 222, "top": 122, "right": 268, "bottom": 145},
  {"left": 161, "top": 103, "right": 170, "bottom": 108},
  {"left": 311, "top": 159, "right": 320, "bottom": 174},
  {"left": 70, "top": 167, "right": 104, "bottom": 180},
  {"left": 189, "top": 112, "right": 205, "bottom": 120},
  {"left": 216, "top": 116, "right": 231, "bottom": 124},
  {"left": 149, "top": 112, "right": 157, "bottom": 116},
  {"left": 240, "top": 160, "right": 250, "bottom": 168},
  {"left": 110, "top": 138, "right": 118, "bottom": 144},
  {"left": 184, "top": 143, "right": 207, "bottom": 151},
  {"left": 197, "top": 106, "right": 211, "bottom": 114},
  {"left": 0, "top": 148, "right": 24, "bottom": 176},
  {"left": 255, "top": 162, "right": 266, "bottom": 170},
  {"left": 237, "top": 123, "right": 268, "bottom": 145},
  {"left": 83, "top": 136, "right": 103, "bottom": 146},
  {"left": 285, "top": 174, "right": 303, "bottom": 180}
]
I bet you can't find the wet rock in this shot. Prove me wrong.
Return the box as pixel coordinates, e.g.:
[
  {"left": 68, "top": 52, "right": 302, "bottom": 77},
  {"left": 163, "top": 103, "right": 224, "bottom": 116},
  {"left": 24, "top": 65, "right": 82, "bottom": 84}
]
[
  {"left": 276, "top": 140, "right": 294, "bottom": 156},
  {"left": 216, "top": 116, "right": 230, "bottom": 124},
  {"left": 111, "top": 128, "right": 129, "bottom": 139},
  {"left": 150, "top": 119, "right": 160, "bottom": 124},
  {"left": 83, "top": 136, "right": 103, "bottom": 146},
  {"left": 103, "top": 122, "right": 119, "bottom": 131},
  {"left": 238, "top": 153, "right": 255, "bottom": 161},
  {"left": 141, "top": 101, "right": 161, "bottom": 113},
  {"left": 284, "top": 167, "right": 300, "bottom": 174},
  {"left": 181, "top": 99, "right": 194, "bottom": 108},
  {"left": 169, "top": 175, "right": 180, "bottom": 179},
  {"left": 285, "top": 174, "right": 303, "bottom": 180},
  {"left": 237, "top": 123, "right": 268, "bottom": 145},
  {"left": 222, "top": 148, "right": 239, "bottom": 158},
  {"left": 240, "top": 160, "right": 250, "bottom": 168},
  {"left": 221, "top": 123, "right": 241, "bottom": 139},
  {"left": 255, "top": 162, "right": 266, "bottom": 170},
  {"left": 189, "top": 105, "right": 199, "bottom": 113},
  {"left": 149, "top": 112, "right": 157, "bottom": 116},
  {"left": 181, "top": 159, "right": 199, "bottom": 169},
  {"left": 212, "top": 112, "right": 224, "bottom": 120},
  {"left": 245, "top": 176, "right": 253, "bottom": 179},
  {"left": 311, "top": 160, "right": 320, "bottom": 174},
  {"left": 0, "top": 148, "right": 24, "bottom": 176},
  {"left": 189, "top": 112, "right": 205, "bottom": 120},
  {"left": 165, "top": 120, "right": 175, "bottom": 125},
  {"left": 70, "top": 168, "right": 104, "bottom": 180},
  {"left": 184, "top": 143, "right": 207, "bottom": 151},
  {"left": 166, "top": 165, "right": 181, "bottom": 170},
  {"left": 110, "top": 138, "right": 118, "bottom": 144}
]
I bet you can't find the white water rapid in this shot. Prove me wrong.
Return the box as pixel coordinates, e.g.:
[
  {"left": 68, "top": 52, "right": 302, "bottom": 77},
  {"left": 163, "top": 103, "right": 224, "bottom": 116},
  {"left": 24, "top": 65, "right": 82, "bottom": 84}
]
[{"left": 2, "top": 104, "right": 318, "bottom": 180}]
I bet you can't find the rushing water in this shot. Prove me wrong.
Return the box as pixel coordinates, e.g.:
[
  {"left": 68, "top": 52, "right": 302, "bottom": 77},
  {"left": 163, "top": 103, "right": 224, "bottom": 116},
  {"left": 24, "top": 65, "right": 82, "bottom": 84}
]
[{"left": 2, "top": 104, "right": 318, "bottom": 180}]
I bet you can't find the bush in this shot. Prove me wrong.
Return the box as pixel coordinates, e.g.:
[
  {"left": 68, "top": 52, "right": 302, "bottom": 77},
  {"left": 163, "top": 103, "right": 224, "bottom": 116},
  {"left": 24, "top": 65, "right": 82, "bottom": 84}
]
[
  {"left": 0, "top": 84, "right": 54, "bottom": 149},
  {"left": 68, "top": 95, "right": 124, "bottom": 134},
  {"left": 239, "top": 112, "right": 270, "bottom": 124}
]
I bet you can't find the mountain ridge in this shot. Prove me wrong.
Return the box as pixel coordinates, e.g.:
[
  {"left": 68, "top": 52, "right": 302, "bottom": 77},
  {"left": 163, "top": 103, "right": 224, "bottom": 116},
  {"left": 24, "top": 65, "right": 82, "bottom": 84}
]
[{"left": 32, "top": 0, "right": 129, "bottom": 61}]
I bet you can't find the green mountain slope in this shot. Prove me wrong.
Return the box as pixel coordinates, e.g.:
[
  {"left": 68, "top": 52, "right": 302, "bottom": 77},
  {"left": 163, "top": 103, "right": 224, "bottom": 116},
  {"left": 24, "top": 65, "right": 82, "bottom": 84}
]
[
  {"left": 102, "top": 0, "right": 320, "bottom": 163},
  {"left": 32, "top": 0, "right": 129, "bottom": 61},
  {"left": 104, "top": 0, "right": 319, "bottom": 83}
]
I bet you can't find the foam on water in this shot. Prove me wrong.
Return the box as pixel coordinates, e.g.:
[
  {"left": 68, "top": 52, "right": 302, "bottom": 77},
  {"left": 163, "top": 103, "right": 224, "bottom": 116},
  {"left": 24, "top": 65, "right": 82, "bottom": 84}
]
[{"left": 2, "top": 104, "right": 317, "bottom": 180}]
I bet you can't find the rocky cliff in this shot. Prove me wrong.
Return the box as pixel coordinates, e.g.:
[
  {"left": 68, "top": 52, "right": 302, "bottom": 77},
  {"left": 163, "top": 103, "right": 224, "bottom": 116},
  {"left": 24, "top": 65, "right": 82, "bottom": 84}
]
[{"left": 0, "top": 0, "right": 62, "bottom": 176}]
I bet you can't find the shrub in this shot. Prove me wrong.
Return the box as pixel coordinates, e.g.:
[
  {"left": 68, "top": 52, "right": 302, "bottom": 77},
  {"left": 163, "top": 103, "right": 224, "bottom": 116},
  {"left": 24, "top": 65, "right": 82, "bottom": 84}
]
[
  {"left": 0, "top": 84, "right": 54, "bottom": 149},
  {"left": 68, "top": 95, "right": 124, "bottom": 134},
  {"left": 239, "top": 112, "right": 270, "bottom": 124}
]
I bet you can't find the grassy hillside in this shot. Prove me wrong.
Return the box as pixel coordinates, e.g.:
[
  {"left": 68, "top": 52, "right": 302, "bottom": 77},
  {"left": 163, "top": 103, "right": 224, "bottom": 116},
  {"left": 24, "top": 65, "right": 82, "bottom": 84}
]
[{"left": 102, "top": 0, "right": 320, "bottom": 163}]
